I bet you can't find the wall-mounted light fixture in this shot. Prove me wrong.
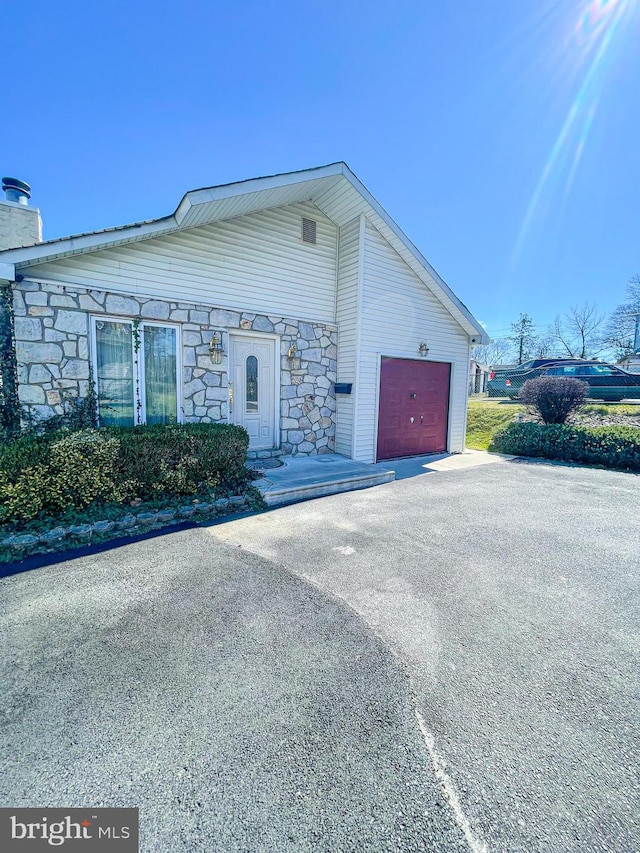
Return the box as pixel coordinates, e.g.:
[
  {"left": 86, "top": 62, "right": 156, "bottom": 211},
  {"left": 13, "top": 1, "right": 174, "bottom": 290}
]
[
  {"left": 287, "top": 342, "right": 298, "bottom": 361},
  {"left": 418, "top": 341, "right": 430, "bottom": 357},
  {"left": 209, "top": 332, "right": 225, "bottom": 364}
]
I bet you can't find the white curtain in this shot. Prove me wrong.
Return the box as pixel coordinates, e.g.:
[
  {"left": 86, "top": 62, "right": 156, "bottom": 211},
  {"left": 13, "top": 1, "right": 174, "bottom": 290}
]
[
  {"left": 95, "top": 321, "right": 134, "bottom": 426},
  {"left": 143, "top": 325, "right": 177, "bottom": 425}
]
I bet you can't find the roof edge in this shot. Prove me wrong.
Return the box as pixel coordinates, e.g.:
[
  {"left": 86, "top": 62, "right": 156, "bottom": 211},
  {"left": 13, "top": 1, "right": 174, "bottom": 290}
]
[
  {"left": 0, "top": 214, "right": 178, "bottom": 265},
  {"left": 338, "top": 165, "right": 488, "bottom": 341},
  {"left": 0, "top": 162, "right": 488, "bottom": 342},
  {"left": 0, "top": 163, "right": 349, "bottom": 265},
  {"left": 174, "top": 162, "right": 347, "bottom": 223}
]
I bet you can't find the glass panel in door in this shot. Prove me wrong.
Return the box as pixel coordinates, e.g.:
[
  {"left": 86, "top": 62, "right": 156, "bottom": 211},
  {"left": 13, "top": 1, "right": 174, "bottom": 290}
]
[
  {"left": 144, "top": 325, "right": 178, "bottom": 425},
  {"left": 95, "top": 320, "right": 134, "bottom": 426},
  {"left": 246, "top": 355, "right": 258, "bottom": 413}
]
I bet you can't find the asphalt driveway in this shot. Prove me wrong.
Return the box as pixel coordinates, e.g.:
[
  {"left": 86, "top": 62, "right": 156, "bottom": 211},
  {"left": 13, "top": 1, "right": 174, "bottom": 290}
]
[
  {"left": 0, "top": 527, "right": 467, "bottom": 852},
  {"left": 216, "top": 459, "right": 640, "bottom": 852},
  {"left": 1, "top": 458, "right": 638, "bottom": 852}
]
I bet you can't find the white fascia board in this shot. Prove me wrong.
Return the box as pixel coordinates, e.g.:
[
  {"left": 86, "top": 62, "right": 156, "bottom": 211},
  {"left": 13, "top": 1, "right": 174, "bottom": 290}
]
[
  {"left": 0, "top": 262, "right": 16, "bottom": 282},
  {"left": 340, "top": 166, "right": 489, "bottom": 344},
  {"left": 177, "top": 162, "right": 346, "bottom": 220},
  {"left": 2, "top": 164, "right": 348, "bottom": 264},
  {"left": 0, "top": 216, "right": 178, "bottom": 268},
  {"left": 0, "top": 161, "right": 488, "bottom": 345}
]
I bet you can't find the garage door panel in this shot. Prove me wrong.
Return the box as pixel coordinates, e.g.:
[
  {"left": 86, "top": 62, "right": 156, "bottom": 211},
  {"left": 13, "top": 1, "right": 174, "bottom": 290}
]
[
  {"left": 377, "top": 358, "right": 450, "bottom": 460},
  {"left": 385, "top": 414, "right": 403, "bottom": 430},
  {"left": 420, "top": 412, "right": 438, "bottom": 426}
]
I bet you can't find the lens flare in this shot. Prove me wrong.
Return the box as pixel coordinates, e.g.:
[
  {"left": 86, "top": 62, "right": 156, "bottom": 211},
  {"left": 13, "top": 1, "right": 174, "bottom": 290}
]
[{"left": 512, "top": 0, "right": 636, "bottom": 263}]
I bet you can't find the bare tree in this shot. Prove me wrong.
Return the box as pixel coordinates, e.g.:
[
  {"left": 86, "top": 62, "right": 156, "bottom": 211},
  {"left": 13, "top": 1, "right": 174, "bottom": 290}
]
[
  {"left": 551, "top": 302, "right": 605, "bottom": 359},
  {"left": 602, "top": 274, "right": 640, "bottom": 360},
  {"left": 472, "top": 337, "right": 513, "bottom": 366},
  {"left": 533, "top": 331, "right": 558, "bottom": 358}
]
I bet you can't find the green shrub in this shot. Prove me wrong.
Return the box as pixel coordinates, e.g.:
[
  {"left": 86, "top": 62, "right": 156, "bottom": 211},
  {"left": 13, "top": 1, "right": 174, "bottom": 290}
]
[
  {"left": 0, "top": 431, "right": 53, "bottom": 479},
  {"left": 0, "top": 422, "right": 251, "bottom": 523},
  {"left": 0, "top": 431, "right": 124, "bottom": 522},
  {"left": 518, "top": 376, "right": 588, "bottom": 424},
  {"left": 105, "top": 423, "right": 249, "bottom": 495},
  {"left": 492, "top": 422, "right": 640, "bottom": 471}
]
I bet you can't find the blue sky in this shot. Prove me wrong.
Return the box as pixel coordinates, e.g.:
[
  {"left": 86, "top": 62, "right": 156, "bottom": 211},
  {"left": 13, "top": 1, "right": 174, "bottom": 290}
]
[{"left": 3, "top": 0, "right": 639, "bottom": 341}]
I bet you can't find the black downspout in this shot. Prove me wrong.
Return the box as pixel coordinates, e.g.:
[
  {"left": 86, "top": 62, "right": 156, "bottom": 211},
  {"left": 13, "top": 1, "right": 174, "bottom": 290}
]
[{"left": 0, "top": 280, "right": 20, "bottom": 437}]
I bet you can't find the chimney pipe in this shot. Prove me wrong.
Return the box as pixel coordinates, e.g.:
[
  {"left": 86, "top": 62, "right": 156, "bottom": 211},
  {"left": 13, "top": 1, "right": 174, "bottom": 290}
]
[{"left": 2, "top": 177, "right": 31, "bottom": 205}]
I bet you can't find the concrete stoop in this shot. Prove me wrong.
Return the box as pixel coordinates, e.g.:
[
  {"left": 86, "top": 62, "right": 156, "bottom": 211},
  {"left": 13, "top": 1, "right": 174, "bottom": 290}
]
[
  {"left": 246, "top": 448, "right": 283, "bottom": 461},
  {"left": 256, "top": 454, "right": 395, "bottom": 507}
]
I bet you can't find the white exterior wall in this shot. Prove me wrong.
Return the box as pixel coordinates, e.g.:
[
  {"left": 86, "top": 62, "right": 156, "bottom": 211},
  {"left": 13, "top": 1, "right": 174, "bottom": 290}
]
[
  {"left": 334, "top": 217, "right": 361, "bottom": 456},
  {"left": 355, "top": 220, "right": 470, "bottom": 463},
  {"left": 26, "top": 202, "right": 337, "bottom": 324}
]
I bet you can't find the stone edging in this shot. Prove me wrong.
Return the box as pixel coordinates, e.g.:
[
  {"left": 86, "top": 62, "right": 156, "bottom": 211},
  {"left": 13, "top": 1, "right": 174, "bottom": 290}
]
[{"left": 0, "top": 495, "right": 250, "bottom": 558}]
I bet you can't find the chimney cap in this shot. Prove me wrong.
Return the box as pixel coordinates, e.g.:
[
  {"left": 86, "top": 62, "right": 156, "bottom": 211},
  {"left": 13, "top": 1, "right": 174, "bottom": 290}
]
[{"left": 2, "top": 177, "right": 32, "bottom": 203}]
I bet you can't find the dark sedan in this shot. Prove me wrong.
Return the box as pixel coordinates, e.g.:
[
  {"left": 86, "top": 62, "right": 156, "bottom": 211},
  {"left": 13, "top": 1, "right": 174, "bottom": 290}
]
[{"left": 487, "top": 359, "right": 640, "bottom": 401}]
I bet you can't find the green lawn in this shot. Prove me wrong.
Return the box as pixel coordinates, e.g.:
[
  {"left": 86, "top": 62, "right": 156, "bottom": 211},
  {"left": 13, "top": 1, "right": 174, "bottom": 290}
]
[
  {"left": 466, "top": 399, "right": 640, "bottom": 450},
  {"left": 466, "top": 400, "right": 523, "bottom": 450},
  {"left": 580, "top": 403, "right": 640, "bottom": 417}
]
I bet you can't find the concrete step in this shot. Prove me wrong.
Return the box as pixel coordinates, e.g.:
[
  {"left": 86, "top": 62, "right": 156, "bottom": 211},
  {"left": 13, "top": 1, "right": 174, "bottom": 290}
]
[
  {"left": 246, "top": 448, "right": 283, "bottom": 461},
  {"left": 256, "top": 454, "right": 395, "bottom": 507}
]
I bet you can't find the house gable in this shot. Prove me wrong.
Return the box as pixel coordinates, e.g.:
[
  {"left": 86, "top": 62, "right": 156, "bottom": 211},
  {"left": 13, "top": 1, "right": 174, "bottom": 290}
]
[
  {"left": 1, "top": 164, "right": 488, "bottom": 345},
  {"left": 21, "top": 202, "right": 338, "bottom": 325}
]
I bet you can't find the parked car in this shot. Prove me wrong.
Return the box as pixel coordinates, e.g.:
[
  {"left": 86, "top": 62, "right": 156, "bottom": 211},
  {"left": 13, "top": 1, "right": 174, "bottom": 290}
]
[
  {"left": 487, "top": 359, "right": 640, "bottom": 401},
  {"left": 487, "top": 360, "right": 569, "bottom": 397}
]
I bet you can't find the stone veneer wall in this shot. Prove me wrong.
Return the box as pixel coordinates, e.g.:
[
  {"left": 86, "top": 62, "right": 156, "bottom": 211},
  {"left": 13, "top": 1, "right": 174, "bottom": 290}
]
[{"left": 12, "top": 280, "right": 337, "bottom": 455}]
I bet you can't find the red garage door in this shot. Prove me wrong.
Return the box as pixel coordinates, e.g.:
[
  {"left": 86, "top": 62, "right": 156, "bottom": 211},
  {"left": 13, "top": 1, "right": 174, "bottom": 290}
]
[{"left": 377, "top": 358, "right": 450, "bottom": 460}]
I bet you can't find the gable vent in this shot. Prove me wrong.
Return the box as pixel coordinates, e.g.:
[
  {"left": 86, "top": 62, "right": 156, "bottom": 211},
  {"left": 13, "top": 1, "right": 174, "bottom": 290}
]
[{"left": 302, "top": 217, "right": 317, "bottom": 244}]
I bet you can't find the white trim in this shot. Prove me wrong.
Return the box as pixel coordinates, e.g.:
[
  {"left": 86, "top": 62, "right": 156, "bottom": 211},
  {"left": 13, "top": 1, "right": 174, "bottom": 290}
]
[
  {"left": 333, "top": 224, "right": 340, "bottom": 323},
  {"left": 373, "top": 353, "right": 382, "bottom": 462},
  {"left": 90, "top": 315, "right": 182, "bottom": 426},
  {"left": 1, "top": 166, "right": 346, "bottom": 266},
  {"left": 5, "top": 220, "right": 178, "bottom": 265},
  {"left": 461, "top": 344, "right": 472, "bottom": 451},
  {"left": 446, "top": 360, "right": 455, "bottom": 453},
  {"left": 0, "top": 262, "right": 15, "bottom": 282},
  {"left": 138, "top": 320, "right": 183, "bottom": 425},
  {"left": 352, "top": 213, "right": 366, "bottom": 456},
  {"left": 175, "top": 163, "right": 345, "bottom": 218}
]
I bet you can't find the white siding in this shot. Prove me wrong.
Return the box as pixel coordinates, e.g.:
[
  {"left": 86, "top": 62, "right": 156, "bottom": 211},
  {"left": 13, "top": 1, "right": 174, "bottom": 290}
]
[
  {"left": 356, "top": 219, "right": 470, "bottom": 462},
  {"left": 27, "top": 202, "right": 337, "bottom": 324},
  {"left": 334, "top": 217, "right": 361, "bottom": 456}
]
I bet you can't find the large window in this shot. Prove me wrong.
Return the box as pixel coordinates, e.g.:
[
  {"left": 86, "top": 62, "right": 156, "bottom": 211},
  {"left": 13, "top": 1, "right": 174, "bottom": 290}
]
[{"left": 92, "top": 318, "right": 180, "bottom": 427}]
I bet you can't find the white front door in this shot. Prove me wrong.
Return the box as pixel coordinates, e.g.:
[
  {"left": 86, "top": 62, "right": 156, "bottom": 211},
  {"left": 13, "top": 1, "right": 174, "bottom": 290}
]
[{"left": 229, "top": 334, "right": 277, "bottom": 449}]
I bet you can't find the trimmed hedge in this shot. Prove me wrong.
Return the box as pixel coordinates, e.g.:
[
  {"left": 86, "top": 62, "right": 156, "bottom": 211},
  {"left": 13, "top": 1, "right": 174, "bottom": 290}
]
[
  {"left": 0, "top": 422, "right": 250, "bottom": 523},
  {"left": 518, "top": 376, "right": 588, "bottom": 424},
  {"left": 104, "top": 423, "right": 249, "bottom": 496},
  {"left": 492, "top": 422, "right": 640, "bottom": 471}
]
